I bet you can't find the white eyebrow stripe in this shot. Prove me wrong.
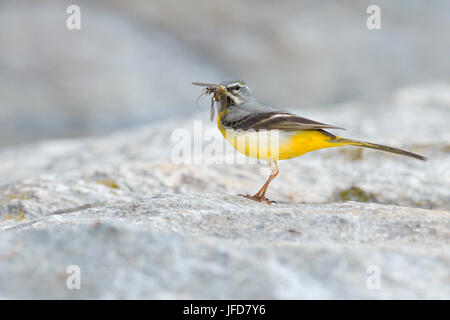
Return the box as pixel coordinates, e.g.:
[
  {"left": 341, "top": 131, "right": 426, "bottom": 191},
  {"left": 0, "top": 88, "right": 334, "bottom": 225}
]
[{"left": 226, "top": 83, "right": 241, "bottom": 88}]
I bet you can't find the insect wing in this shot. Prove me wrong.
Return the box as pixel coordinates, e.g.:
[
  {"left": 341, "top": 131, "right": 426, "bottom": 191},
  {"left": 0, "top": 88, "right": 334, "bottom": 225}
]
[{"left": 210, "top": 97, "right": 216, "bottom": 121}]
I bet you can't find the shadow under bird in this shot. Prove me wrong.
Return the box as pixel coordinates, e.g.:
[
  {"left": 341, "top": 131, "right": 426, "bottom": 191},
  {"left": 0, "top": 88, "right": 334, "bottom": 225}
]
[{"left": 193, "top": 80, "right": 426, "bottom": 204}]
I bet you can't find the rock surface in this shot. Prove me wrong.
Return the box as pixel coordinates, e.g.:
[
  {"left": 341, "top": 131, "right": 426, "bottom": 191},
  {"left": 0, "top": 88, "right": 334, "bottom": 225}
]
[
  {"left": 0, "top": 88, "right": 449, "bottom": 299},
  {"left": 1, "top": 195, "right": 449, "bottom": 299}
]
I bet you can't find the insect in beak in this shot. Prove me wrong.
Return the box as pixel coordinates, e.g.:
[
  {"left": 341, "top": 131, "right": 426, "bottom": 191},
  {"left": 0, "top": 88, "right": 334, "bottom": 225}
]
[{"left": 193, "top": 82, "right": 228, "bottom": 121}]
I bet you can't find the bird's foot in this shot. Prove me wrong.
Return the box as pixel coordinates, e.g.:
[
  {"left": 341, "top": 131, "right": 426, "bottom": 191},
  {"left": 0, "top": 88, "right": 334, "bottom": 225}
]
[{"left": 238, "top": 194, "right": 276, "bottom": 205}]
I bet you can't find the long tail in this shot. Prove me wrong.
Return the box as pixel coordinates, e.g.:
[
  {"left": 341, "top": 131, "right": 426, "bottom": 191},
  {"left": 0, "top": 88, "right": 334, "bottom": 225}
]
[{"left": 330, "top": 138, "right": 427, "bottom": 161}]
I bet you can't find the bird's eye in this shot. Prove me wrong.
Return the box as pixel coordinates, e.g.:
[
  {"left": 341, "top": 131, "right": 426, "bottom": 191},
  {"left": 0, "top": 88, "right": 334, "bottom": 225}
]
[{"left": 234, "top": 85, "right": 240, "bottom": 91}]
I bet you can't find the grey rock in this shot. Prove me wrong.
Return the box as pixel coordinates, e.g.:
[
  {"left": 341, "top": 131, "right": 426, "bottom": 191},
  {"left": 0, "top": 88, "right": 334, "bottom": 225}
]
[{"left": 0, "top": 195, "right": 449, "bottom": 299}]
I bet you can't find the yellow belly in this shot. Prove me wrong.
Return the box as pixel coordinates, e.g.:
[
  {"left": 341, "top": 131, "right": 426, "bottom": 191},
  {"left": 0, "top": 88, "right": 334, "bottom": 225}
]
[
  {"left": 277, "top": 130, "right": 340, "bottom": 159},
  {"left": 218, "top": 112, "right": 339, "bottom": 160}
]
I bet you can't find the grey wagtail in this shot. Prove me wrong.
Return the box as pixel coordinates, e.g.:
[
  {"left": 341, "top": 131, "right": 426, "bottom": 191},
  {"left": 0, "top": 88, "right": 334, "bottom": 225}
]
[{"left": 193, "top": 80, "right": 426, "bottom": 204}]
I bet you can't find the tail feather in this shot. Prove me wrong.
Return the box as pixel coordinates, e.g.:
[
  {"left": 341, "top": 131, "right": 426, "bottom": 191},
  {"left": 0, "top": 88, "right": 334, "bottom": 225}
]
[{"left": 331, "top": 138, "right": 427, "bottom": 161}]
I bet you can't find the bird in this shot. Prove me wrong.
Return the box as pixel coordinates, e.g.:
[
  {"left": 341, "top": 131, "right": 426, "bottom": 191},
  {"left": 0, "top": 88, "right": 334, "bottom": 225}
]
[{"left": 193, "top": 80, "right": 426, "bottom": 204}]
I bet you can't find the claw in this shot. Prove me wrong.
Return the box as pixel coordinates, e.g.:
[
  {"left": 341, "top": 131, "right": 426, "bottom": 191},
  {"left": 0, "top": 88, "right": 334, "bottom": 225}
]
[{"left": 238, "top": 194, "right": 275, "bottom": 205}]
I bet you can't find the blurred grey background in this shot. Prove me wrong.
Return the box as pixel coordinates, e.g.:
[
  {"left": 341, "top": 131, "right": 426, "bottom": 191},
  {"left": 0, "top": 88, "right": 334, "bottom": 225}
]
[{"left": 1, "top": 0, "right": 449, "bottom": 148}]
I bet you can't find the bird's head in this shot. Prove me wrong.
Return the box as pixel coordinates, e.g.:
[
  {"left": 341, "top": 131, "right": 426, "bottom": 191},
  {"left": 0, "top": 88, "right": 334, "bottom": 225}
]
[
  {"left": 192, "top": 79, "right": 252, "bottom": 121},
  {"left": 220, "top": 79, "right": 252, "bottom": 105}
]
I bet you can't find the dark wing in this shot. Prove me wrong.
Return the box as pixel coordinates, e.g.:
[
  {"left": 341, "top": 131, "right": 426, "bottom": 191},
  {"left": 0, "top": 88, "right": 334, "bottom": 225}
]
[{"left": 222, "top": 112, "right": 345, "bottom": 131}]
